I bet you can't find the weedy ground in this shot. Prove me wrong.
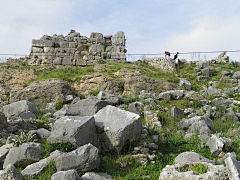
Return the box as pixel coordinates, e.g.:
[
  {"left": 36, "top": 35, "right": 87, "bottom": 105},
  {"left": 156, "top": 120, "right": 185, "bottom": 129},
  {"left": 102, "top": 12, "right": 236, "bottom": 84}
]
[{"left": 5, "top": 60, "right": 240, "bottom": 179}]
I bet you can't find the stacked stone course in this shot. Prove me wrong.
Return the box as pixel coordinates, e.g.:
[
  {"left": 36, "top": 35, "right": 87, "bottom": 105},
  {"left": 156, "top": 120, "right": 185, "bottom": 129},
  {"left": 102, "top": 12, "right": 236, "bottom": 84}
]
[{"left": 29, "top": 30, "right": 127, "bottom": 66}]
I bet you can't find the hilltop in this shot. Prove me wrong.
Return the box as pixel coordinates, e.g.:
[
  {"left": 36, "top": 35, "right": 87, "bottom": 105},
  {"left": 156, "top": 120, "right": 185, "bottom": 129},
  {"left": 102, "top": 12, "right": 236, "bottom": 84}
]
[{"left": 0, "top": 53, "right": 240, "bottom": 179}]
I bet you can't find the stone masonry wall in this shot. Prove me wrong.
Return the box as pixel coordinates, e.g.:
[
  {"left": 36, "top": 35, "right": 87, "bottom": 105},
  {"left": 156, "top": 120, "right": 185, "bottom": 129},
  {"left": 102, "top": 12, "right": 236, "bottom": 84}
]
[{"left": 29, "top": 30, "right": 127, "bottom": 66}]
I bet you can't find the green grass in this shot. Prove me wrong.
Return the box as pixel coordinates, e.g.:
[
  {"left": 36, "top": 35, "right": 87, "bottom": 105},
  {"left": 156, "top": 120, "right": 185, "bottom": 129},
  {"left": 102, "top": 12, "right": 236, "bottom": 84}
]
[
  {"left": 90, "top": 89, "right": 100, "bottom": 96},
  {"left": 30, "top": 66, "right": 95, "bottom": 83}
]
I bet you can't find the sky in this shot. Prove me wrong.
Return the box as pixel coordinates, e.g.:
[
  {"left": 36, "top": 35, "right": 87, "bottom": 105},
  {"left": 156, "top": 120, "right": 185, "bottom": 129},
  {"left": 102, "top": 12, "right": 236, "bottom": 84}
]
[{"left": 1, "top": 0, "right": 240, "bottom": 62}]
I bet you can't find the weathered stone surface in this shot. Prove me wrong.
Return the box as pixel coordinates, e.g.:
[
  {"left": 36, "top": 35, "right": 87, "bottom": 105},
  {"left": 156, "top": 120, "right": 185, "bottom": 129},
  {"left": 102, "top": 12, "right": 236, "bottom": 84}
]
[
  {"left": 68, "top": 97, "right": 111, "bottom": 116},
  {"left": 2, "top": 100, "right": 39, "bottom": 118},
  {"left": 10, "top": 79, "right": 73, "bottom": 105},
  {"left": 22, "top": 150, "right": 64, "bottom": 178},
  {"left": 206, "top": 134, "right": 233, "bottom": 157},
  {"left": 112, "top": 31, "right": 125, "bottom": 46},
  {"left": 51, "top": 169, "right": 81, "bottom": 180},
  {"left": 159, "top": 162, "right": 228, "bottom": 180},
  {"left": 225, "top": 156, "right": 240, "bottom": 180},
  {"left": 0, "top": 112, "right": 7, "bottom": 130},
  {"left": 55, "top": 144, "right": 100, "bottom": 172},
  {"left": 0, "top": 164, "right": 24, "bottom": 180},
  {"left": 128, "top": 102, "right": 143, "bottom": 115},
  {"left": 233, "top": 71, "right": 240, "bottom": 79},
  {"left": 174, "top": 152, "right": 216, "bottom": 164},
  {"left": 81, "top": 172, "right": 113, "bottom": 180},
  {"left": 196, "top": 61, "right": 209, "bottom": 69},
  {"left": 94, "top": 105, "right": 142, "bottom": 152},
  {"left": 179, "top": 116, "right": 213, "bottom": 135},
  {"left": 202, "top": 67, "right": 210, "bottom": 76},
  {"left": 180, "top": 78, "right": 192, "bottom": 90},
  {"left": 97, "top": 91, "right": 119, "bottom": 105},
  {"left": 171, "top": 106, "right": 184, "bottom": 119},
  {"left": 3, "top": 142, "right": 44, "bottom": 169},
  {"left": 200, "top": 87, "right": 221, "bottom": 96},
  {"left": 47, "top": 116, "right": 99, "bottom": 147},
  {"left": 145, "top": 57, "right": 176, "bottom": 72},
  {"left": 30, "top": 128, "right": 51, "bottom": 141},
  {"left": 158, "top": 90, "right": 184, "bottom": 100},
  {"left": 197, "top": 76, "right": 210, "bottom": 82},
  {"left": 0, "top": 144, "right": 13, "bottom": 169},
  {"left": 19, "top": 111, "right": 36, "bottom": 120}
]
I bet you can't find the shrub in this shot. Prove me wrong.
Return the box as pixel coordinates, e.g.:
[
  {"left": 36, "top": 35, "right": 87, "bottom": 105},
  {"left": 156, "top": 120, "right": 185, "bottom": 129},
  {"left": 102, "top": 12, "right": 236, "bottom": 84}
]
[{"left": 9, "top": 132, "right": 37, "bottom": 147}]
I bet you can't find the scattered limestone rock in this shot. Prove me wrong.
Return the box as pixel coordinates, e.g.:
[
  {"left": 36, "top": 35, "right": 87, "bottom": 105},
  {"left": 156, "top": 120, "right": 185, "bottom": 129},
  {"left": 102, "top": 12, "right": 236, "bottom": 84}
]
[
  {"left": 68, "top": 97, "right": 111, "bottom": 116},
  {"left": 47, "top": 116, "right": 99, "bottom": 147},
  {"left": 2, "top": 100, "right": 39, "bottom": 118},
  {"left": 51, "top": 169, "right": 81, "bottom": 180},
  {"left": 180, "top": 78, "right": 192, "bottom": 90},
  {"left": 225, "top": 156, "right": 240, "bottom": 180},
  {"left": 55, "top": 143, "right": 100, "bottom": 172},
  {"left": 0, "top": 164, "right": 24, "bottom": 180},
  {"left": 97, "top": 91, "right": 119, "bottom": 105},
  {"left": 128, "top": 102, "right": 143, "bottom": 115},
  {"left": 174, "top": 152, "right": 216, "bottom": 164},
  {"left": 0, "top": 143, "right": 13, "bottom": 169},
  {"left": 171, "top": 106, "right": 184, "bottom": 119},
  {"left": 3, "top": 142, "right": 44, "bottom": 169},
  {"left": 94, "top": 105, "right": 142, "bottom": 152},
  {"left": 81, "top": 172, "right": 113, "bottom": 180}
]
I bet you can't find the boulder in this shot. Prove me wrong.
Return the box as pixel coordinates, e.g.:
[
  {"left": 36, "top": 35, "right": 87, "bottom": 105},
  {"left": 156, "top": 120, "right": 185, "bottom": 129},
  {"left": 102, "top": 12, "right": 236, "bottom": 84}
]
[
  {"left": 179, "top": 116, "right": 213, "bottom": 135},
  {"left": 53, "top": 106, "right": 75, "bottom": 119},
  {"left": 128, "top": 102, "right": 143, "bottom": 115},
  {"left": 19, "top": 111, "right": 36, "bottom": 120},
  {"left": 2, "top": 100, "right": 39, "bottom": 118},
  {"left": 171, "top": 106, "right": 184, "bottom": 119},
  {"left": 179, "top": 78, "right": 191, "bottom": 90},
  {"left": 174, "top": 152, "right": 216, "bottom": 164},
  {"left": 0, "top": 164, "right": 24, "bottom": 180},
  {"left": 225, "top": 156, "right": 240, "bottom": 180},
  {"left": 202, "top": 67, "right": 210, "bottom": 76},
  {"left": 3, "top": 142, "right": 44, "bottom": 169},
  {"left": 81, "top": 172, "right": 113, "bottom": 180},
  {"left": 10, "top": 79, "right": 73, "bottom": 105},
  {"left": 197, "top": 76, "right": 210, "bottom": 82},
  {"left": 94, "top": 105, "right": 142, "bottom": 152},
  {"left": 196, "top": 61, "right": 209, "bottom": 69},
  {"left": 55, "top": 143, "right": 100, "bottom": 172},
  {"left": 233, "top": 71, "right": 240, "bottom": 79},
  {"left": 47, "top": 116, "right": 99, "bottom": 147},
  {"left": 206, "top": 134, "right": 233, "bottom": 157},
  {"left": 51, "top": 170, "right": 81, "bottom": 180},
  {"left": 0, "top": 144, "right": 13, "bottom": 169},
  {"left": 68, "top": 97, "right": 111, "bottom": 116},
  {"left": 30, "top": 128, "right": 51, "bottom": 141},
  {"left": 158, "top": 90, "right": 184, "bottom": 100},
  {"left": 97, "top": 91, "right": 119, "bottom": 105},
  {"left": 22, "top": 150, "right": 64, "bottom": 178}
]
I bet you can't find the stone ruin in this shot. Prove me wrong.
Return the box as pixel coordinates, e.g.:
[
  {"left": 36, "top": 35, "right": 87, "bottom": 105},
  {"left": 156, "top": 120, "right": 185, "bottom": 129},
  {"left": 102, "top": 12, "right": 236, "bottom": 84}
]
[{"left": 28, "top": 30, "right": 127, "bottom": 66}]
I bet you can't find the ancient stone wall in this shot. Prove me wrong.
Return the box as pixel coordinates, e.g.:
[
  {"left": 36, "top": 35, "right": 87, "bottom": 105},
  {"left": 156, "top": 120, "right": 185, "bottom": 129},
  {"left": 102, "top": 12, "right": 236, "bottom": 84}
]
[
  {"left": 29, "top": 30, "right": 127, "bottom": 66},
  {"left": 144, "top": 57, "right": 176, "bottom": 72}
]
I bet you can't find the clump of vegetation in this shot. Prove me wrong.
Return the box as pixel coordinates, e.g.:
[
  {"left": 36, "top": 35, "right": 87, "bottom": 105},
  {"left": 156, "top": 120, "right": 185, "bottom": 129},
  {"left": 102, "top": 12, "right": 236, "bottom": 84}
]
[
  {"left": 55, "top": 99, "right": 63, "bottom": 110},
  {"left": 117, "top": 82, "right": 125, "bottom": 94},
  {"left": 180, "top": 162, "right": 208, "bottom": 174},
  {"left": 90, "top": 89, "right": 100, "bottom": 96},
  {"left": 9, "top": 132, "right": 37, "bottom": 147},
  {"left": 41, "top": 142, "right": 79, "bottom": 159}
]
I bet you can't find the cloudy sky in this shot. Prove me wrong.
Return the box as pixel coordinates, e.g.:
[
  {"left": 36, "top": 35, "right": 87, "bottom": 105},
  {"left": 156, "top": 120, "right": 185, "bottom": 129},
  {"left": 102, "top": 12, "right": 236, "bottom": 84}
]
[{"left": 1, "top": 0, "right": 240, "bottom": 61}]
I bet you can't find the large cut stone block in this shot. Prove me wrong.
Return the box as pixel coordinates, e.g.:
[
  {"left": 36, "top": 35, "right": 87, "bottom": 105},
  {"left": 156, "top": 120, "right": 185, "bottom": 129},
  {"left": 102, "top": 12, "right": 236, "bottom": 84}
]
[
  {"left": 94, "top": 105, "right": 142, "bottom": 152},
  {"left": 47, "top": 116, "right": 99, "bottom": 147}
]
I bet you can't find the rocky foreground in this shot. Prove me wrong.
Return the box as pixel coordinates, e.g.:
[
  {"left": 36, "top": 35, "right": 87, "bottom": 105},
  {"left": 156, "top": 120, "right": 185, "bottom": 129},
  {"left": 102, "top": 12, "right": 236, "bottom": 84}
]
[{"left": 0, "top": 58, "right": 240, "bottom": 179}]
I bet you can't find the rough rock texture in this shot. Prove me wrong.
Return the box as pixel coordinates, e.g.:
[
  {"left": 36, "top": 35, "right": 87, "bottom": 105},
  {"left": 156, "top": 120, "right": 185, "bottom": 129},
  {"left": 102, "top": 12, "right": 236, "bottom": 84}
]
[
  {"left": 159, "top": 162, "right": 229, "bottom": 180},
  {"left": 171, "top": 106, "right": 184, "bottom": 119},
  {"left": 51, "top": 170, "right": 81, "bottom": 180},
  {"left": 81, "top": 172, "right": 113, "bottom": 180},
  {"left": 68, "top": 97, "right": 111, "bottom": 116},
  {"left": 144, "top": 57, "right": 176, "bottom": 72},
  {"left": 55, "top": 144, "right": 100, "bottom": 172},
  {"left": 179, "top": 116, "right": 213, "bottom": 135},
  {"left": 29, "top": 30, "right": 126, "bottom": 65},
  {"left": 0, "top": 144, "right": 13, "bottom": 169},
  {"left": 158, "top": 90, "right": 184, "bottom": 100},
  {"left": 30, "top": 128, "right": 51, "bottom": 141},
  {"left": 3, "top": 142, "right": 44, "bottom": 169},
  {"left": 2, "top": 100, "right": 39, "bottom": 118},
  {"left": 0, "top": 164, "right": 24, "bottom": 180},
  {"left": 10, "top": 78, "right": 73, "bottom": 105},
  {"left": 180, "top": 78, "right": 192, "bottom": 90},
  {"left": 94, "top": 105, "right": 142, "bottom": 152},
  {"left": 21, "top": 150, "right": 63, "bottom": 178},
  {"left": 174, "top": 152, "right": 216, "bottom": 164},
  {"left": 206, "top": 134, "right": 233, "bottom": 157},
  {"left": 225, "top": 156, "right": 240, "bottom": 180},
  {"left": 47, "top": 116, "right": 99, "bottom": 147},
  {"left": 128, "top": 102, "right": 143, "bottom": 115},
  {"left": 97, "top": 91, "right": 119, "bottom": 105}
]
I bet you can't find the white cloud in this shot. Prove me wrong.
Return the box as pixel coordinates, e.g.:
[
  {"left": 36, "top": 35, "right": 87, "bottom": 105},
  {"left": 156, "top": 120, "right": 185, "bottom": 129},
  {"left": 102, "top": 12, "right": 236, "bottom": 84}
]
[{"left": 163, "top": 16, "right": 240, "bottom": 60}]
